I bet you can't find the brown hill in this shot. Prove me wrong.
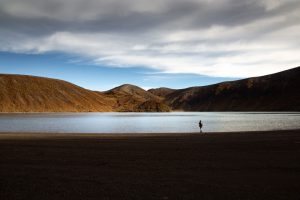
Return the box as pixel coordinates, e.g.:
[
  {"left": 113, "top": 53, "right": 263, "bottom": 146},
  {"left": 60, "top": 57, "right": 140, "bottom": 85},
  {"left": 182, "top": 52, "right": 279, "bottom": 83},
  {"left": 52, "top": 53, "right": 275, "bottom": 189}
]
[
  {"left": 164, "top": 66, "right": 300, "bottom": 111},
  {"left": 104, "top": 84, "right": 166, "bottom": 112},
  {"left": 0, "top": 74, "right": 113, "bottom": 112},
  {"left": 107, "top": 84, "right": 160, "bottom": 100}
]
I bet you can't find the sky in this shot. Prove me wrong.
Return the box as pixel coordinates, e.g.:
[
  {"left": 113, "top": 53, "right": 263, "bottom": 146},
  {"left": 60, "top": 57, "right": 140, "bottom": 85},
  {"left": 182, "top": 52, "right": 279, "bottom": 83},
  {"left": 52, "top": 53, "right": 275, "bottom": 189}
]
[{"left": 0, "top": 0, "right": 299, "bottom": 91}]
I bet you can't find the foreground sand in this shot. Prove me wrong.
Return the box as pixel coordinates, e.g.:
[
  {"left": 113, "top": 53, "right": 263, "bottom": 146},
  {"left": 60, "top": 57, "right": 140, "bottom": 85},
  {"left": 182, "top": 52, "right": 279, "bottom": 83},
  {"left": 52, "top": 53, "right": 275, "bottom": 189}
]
[{"left": 1, "top": 130, "right": 300, "bottom": 200}]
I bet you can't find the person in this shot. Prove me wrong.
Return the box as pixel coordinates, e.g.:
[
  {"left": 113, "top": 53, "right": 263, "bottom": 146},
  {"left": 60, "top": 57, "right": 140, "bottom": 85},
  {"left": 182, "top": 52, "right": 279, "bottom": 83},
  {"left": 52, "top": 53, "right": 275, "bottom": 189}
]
[{"left": 199, "top": 120, "right": 203, "bottom": 133}]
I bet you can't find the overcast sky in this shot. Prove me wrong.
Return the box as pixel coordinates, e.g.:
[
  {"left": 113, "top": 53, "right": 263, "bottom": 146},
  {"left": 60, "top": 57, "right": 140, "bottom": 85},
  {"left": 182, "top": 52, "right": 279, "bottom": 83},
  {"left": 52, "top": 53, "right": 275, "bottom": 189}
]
[{"left": 0, "top": 0, "right": 299, "bottom": 89}]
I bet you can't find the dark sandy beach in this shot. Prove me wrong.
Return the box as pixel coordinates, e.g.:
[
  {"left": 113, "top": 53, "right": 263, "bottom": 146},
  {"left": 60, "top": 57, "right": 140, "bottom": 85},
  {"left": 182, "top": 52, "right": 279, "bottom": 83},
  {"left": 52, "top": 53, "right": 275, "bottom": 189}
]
[{"left": 1, "top": 130, "right": 300, "bottom": 200}]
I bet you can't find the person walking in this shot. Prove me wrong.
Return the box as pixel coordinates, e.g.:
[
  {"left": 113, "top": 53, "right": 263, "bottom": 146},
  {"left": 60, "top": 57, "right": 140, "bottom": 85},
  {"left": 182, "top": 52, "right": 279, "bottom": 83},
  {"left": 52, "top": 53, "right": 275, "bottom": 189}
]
[{"left": 199, "top": 120, "right": 203, "bottom": 133}]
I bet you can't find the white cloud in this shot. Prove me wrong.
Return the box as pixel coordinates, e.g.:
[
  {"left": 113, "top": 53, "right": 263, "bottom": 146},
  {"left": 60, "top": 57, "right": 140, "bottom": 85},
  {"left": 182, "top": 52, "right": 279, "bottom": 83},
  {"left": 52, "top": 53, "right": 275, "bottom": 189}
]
[{"left": 0, "top": 0, "right": 299, "bottom": 78}]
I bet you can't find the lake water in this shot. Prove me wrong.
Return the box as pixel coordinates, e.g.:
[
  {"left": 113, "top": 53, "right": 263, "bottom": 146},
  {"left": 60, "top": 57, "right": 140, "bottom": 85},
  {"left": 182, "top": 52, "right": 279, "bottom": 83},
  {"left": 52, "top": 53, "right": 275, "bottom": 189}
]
[{"left": 0, "top": 112, "right": 300, "bottom": 133}]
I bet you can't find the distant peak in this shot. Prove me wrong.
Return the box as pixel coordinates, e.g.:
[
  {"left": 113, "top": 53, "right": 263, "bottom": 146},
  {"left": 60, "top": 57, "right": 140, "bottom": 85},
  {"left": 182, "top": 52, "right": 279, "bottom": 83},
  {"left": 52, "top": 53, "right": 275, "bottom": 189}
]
[
  {"left": 110, "top": 84, "right": 144, "bottom": 92},
  {"left": 118, "top": 84, "right": 141, "bottom": 88}
]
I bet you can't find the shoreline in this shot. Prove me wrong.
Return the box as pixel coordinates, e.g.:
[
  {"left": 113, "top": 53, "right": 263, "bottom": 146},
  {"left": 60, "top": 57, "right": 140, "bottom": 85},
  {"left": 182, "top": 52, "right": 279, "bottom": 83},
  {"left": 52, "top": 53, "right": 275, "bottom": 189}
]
[
  {"left": 0, "top": 129, "right": 299, "bottom": 139},
  {"left": 1, "top": 129, "right": 300, "bottom": 199}
]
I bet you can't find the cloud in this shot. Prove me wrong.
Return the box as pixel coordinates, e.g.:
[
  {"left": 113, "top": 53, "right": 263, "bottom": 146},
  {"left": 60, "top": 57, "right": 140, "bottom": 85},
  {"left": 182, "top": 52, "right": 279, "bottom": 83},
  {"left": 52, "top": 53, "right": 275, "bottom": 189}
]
[{"left": 0, "top": 0, "right": 299, "bottom": 77}]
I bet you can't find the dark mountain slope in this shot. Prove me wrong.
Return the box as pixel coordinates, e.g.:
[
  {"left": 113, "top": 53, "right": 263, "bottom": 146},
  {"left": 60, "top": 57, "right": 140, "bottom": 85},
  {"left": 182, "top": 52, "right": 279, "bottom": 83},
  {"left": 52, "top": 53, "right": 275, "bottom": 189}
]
[
  {"left": 148, "top": 87, "right": 176, "bottom": 99},
  {"left": 164, "top": 67, "right": 300, "bottom": 111}
]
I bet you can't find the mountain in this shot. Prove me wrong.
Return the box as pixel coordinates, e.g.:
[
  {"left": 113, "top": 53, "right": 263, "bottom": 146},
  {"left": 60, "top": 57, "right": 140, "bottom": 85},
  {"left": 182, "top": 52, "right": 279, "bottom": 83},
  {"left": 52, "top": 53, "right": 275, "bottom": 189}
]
[
  {"left": 0, "top": 76, "right": 170, "bottom": 112},
  {"left": 104, "top": 84, "right": 170, "bottom": 112},
  {"left": 106, "top": 84, "right": 160, "bottom": 101},
  {"left": 0, "top": 67, "right": 299, "bottom": 112},
  {"left": 0, "top": 74, "right": 113, "bottom": 112},
  {"left": 163, "top": 67, "right": 300, "bottom": 111}
]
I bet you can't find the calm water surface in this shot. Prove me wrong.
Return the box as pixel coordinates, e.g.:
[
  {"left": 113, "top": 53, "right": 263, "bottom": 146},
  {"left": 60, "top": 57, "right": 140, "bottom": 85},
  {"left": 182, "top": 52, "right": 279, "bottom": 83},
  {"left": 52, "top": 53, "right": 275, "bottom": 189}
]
[{"left": 0, "top": 112, "right": 299, "bottom": 133}]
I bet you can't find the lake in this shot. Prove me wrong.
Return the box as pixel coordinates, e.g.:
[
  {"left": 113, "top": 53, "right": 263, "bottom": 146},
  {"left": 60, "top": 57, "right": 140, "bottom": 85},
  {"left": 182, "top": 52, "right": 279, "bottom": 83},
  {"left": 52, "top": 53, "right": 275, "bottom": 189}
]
[{"left": 0, "top": 112, "right": 300, "bottom": 133}]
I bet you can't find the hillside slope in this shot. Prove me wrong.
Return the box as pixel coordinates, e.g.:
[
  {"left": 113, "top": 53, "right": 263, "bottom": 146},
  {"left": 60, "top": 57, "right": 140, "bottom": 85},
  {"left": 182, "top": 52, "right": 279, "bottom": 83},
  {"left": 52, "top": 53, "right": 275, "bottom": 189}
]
[
  {"left": 0, "top": 74, "right": 113, "bottom": 112},
  {"left": 104, "top": 84, "right": 170, "bottom": 112},
  {"left": 164, "top": 67, "right": 300, "bottom": 111}
]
